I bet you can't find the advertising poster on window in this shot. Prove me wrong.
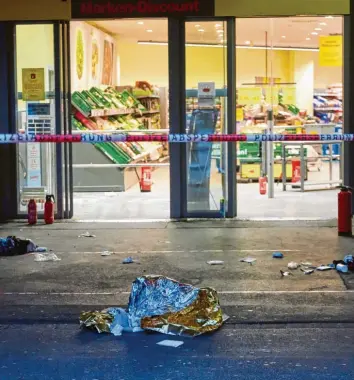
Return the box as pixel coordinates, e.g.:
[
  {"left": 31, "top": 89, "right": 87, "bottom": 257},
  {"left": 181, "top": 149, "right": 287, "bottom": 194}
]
[{"left": 70, "top": 21, "right": 116, "bottom": 91}]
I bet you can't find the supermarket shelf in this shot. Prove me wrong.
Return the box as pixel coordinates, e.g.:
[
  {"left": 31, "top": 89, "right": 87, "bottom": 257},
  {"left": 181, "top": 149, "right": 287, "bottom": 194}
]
[
  {"left": 284, "top": 180, "right": 342, "bottom": 187},
  {"left": 136, "top": 95, "right": 160, "bottom": 99},
  {"left": 314, "top": 107, "right": 342, "bottom": 111},
  {"left": 140, "top": 110, "right": 160, "bottom": 115},
  {"left": 314, "top": 93, "right": 342, "bottom": 98}
]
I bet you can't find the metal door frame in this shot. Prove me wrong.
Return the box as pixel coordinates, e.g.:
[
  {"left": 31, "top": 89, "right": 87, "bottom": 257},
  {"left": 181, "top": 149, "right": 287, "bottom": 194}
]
[{"left": 169, "top": 17, "right": 236, "bottom": 219}]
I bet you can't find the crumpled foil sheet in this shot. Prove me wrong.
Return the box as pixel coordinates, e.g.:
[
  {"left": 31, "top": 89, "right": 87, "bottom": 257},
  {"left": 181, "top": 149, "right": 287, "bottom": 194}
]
[
  {"left": 79, "top": 310, "right": 113, "bottom": 333},
  {"left": 79, "top": 275, "right": 226, "bottom": 337},
  {"left": 141, "top": 287, "right": 225, "bottom": 337}
]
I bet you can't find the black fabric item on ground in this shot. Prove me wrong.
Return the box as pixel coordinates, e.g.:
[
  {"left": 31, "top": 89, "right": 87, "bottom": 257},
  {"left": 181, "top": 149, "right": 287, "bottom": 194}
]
[{"left": 0, "top": 236, "right": 32, "bottom": 256}]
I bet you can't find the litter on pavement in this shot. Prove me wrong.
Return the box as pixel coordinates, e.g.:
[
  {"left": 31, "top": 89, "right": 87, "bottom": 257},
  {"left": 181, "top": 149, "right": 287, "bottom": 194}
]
[
  {"left": 273, "top": 252, "right": 284, "bottom": 259},
  {"left": 122, "top": 256, "right": 139, "bottom": 264},
  {"left": 280, "top": 270, "right": 293, "bottom": 277},
  {"left": 287, "top": 262, "right": 299, "bottom": 270},
  {"left": 80, "top": 275, "right": 227, "bottom": 337},
  {"left": 301, "top": 268, "right": 314, "bottom": 275},
  {"left": 316, "top": 265, "right": 333, "bottom": 271},
  {"left": 301, "top": 262, "right": 312, "bottom": 266},
  {"left": 101, "top": 251, "right": 112, "bottom": 257},
  {"left": 207, "top": 260, "right": 224, "bottom": 265},
  {"left": 34, "top": 252, "right": 61, "bottom": 262},
  {"left": 240, "top": 257, "right": 256, "bottom": 265},
  {"left": 78, "top": 232, "right": 96, "bottom": 238},
  {"left": 157, "top": 340, "right": 184, "bottom": 348},
  {"left": 336, "top": 263, "right": 349, "bottom": 273},
  {"left": 0, "top": 236, "right": 46, "bottom": 256}
]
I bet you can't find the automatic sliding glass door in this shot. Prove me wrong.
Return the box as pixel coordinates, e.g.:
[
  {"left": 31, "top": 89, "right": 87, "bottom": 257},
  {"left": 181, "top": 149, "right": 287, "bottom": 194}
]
[{"left": 183, "top": 19, "right": 236, "bottom": 218}]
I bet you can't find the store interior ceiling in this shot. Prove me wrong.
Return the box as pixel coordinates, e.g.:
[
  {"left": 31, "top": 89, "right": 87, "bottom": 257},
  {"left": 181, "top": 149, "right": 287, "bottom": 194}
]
[{"left": 93, "top": 16, "right": 342, "bottom": 49}]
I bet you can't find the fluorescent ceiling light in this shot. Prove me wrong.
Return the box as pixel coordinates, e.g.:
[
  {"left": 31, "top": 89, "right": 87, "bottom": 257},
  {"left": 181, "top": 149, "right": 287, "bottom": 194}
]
[
  {"left": 195, "top": 24, "right": 200, "bottom": 27},
  {"left": 137, "top": 21, "right": 144, "bottom": 25},
  {"left": 306, "top": 37, "right": 311, "bottom": 41},
  {"left": 311, "top": 32, "right": 318, "bottom": 35},
  {"left": 325, "top": 16, "right": 334, "bottom": 19},
  {"left": 198, "top": 29, "right": 205, "bottom": 32},
  {"left": 281, "top": 36, "right": 286, "bottom": 39},
  {"left": 320, "top": 22, "right": 327, "bottom": 26},
  {"left": 215, "top": 24, "right": 222, "bottom": 28},
  {"left": 146, "top": 29, "right": 153, "bottom": 32},
  {"left": 137, "top": 41, "right": 319, "bottom": 52},
  {"left": 314, "top": 28, "right": 322, "bottom": 31}
]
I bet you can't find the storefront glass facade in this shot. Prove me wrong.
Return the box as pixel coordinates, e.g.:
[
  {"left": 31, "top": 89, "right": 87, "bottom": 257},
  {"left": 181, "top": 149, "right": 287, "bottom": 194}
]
[{"left": 0, "top": 0, "right": 351, "bottom": 221}]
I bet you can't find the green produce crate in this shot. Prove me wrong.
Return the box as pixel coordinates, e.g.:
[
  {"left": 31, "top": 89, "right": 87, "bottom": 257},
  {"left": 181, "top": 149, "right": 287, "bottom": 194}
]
[{"left": 238, "top": 142, "right": 261, "bottom": 158}]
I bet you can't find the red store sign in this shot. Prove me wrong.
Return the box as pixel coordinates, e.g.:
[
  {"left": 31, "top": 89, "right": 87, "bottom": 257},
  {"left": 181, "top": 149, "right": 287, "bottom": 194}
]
[{"left": 72, "top": 0, "right": 215, "bottom": 18}]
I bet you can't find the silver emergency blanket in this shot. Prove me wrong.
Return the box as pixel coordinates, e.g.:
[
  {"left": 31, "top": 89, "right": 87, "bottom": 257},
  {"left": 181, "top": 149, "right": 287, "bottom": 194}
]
[{"left": 80, "top": 275, "right": 226, "bottom": 337}]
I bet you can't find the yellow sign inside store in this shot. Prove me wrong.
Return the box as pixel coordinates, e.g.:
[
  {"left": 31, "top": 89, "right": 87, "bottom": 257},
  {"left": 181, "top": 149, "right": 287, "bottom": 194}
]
[
  {"left": 282, "top": 86, "right": 296, "bottom": 105},
  {"left": 265, "top": 86, "right": 279, "bottom": 104},
  {"left": 319, "top": 36, "right": 343, "bottom": 67},
  {"left": 238, "top": 87, "right": 262, "bottom": 106},
  {"left": 22, "top": 68, "right": 45, "bottom": 101},
  {"left": 236, "top": 108, "right": 244, "bottom": 122}
]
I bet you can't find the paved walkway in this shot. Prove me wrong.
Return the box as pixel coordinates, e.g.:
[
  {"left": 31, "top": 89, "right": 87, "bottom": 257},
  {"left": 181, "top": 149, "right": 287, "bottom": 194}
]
[{"left": 0, "top": 221, "right": 353, "bottom": 307}]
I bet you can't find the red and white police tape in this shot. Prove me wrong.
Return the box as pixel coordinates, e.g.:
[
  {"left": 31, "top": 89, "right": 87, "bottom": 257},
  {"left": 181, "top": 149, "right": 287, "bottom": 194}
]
[{"left": 0, "top": 133, "right": 352, "bottom": 143}]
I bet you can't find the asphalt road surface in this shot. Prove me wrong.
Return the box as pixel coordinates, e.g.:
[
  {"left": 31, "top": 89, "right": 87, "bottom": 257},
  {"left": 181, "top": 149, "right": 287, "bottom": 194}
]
[{"left": 0, "top": 322, "right": 353, "bottom": 380}]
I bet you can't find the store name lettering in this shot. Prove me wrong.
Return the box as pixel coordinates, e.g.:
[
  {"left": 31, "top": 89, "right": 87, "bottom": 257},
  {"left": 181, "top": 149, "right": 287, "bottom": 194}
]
[{"left": 80, "top": 0, "right": 201, "bottom": 15}]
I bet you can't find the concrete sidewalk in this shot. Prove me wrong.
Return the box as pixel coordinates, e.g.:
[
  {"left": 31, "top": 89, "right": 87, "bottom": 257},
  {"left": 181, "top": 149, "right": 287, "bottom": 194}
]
[{"left": 0, "top": 220, "right": 353, "bottom": 323}]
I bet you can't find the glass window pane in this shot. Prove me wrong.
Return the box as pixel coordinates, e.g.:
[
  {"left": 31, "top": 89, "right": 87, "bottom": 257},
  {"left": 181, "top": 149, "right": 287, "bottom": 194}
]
[
  {"left": 15, "top": 24, "right": 57, "bottom": 214},
  {"left": 185, "top": 21, "right": 228, "bottom": 214}
]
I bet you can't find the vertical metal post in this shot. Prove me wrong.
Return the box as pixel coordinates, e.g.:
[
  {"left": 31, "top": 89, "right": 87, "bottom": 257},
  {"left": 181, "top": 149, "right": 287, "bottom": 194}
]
[
  {"left": 344, "top": 13, "right": 354, "bottom": 213},
  {"left": 54, "top": 22, "right": 63, "bottom": 219},
  {"left": 300, "top": 144, "right": 305, "bottom": 192},
  {"left": 226, "top": 18, "right": 236, "bottom": 218},
  {"left": 329, "top": 143, "right": 333, "bottom": 183},
  {"left": 340, "top": 142, "right": 344, "bottom": 182},
  {"left": 169, "top": 18, "right": 186, "bottom": 218},
  {"left": 282, "top": 143, "right": 286, "bottom": 191},
  {"left": 267, "top": 109, "right": 274, "bottom": 198},
  {"left": 0, "top": 22, "right": 17, "bottom": 221}
]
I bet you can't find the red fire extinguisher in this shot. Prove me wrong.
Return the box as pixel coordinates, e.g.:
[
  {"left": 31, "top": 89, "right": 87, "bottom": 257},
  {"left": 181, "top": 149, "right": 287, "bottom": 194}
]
[
  {"left": 259, "top": 176, "right": 267, "bottom": 195},
  {"left": 44, "top": 195, "right": 55, "bottom": 224},
  {"left": 28, "top": 199, "right": 37, "bottom": 225},
  {"left": 338, "top": 186, "right": 352, "bottom": 236},
  {"left": 291, "top": 159, "right": 301, "bottom": 183},
  {"left": 140, "top": 167, "right": 152, "bottom": 192}
]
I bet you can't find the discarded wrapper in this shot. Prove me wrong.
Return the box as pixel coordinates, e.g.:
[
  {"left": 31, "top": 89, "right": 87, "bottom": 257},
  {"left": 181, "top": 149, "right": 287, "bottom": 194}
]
[
  {"left": 273, "top": 252, "right": 284, "bottom": 259},
  {"left": 207, "top": 260, "right": 224, "bottom": 265},
  {"left": 80, "top": 275, "right": 227, "bottom": 338},
  {"left": 240, "top": 257, "right": 256, "bottom": 264},
  {"left": 78, "top": 232, "right": 96, "bottom": 238},
  {"left": 122, "top": 256, "right": 139, "bottom": 264},
  {"left": 287, "top": 262, "right": 299, "bottom": 270},
  {"left": 34, "top": 252, "right": 61, "bottom": 262}
]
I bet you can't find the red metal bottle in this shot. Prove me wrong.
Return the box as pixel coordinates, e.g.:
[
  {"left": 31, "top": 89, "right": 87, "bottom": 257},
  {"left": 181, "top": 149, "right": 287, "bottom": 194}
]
[
  {"left": 44, "top": 195, "right": 55, "bottom": 224},
  {"left": 338, "top": 186, "right": 352, "bottom": 236},
  {"left": 259, "top": 176, "right": 267, "bottom": 195},
  {"left": 28, "top": 199, "right": 37, "bottom": 225}
]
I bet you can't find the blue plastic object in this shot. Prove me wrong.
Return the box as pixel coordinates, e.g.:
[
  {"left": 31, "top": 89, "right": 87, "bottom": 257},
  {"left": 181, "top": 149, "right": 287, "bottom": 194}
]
[
  {"left": 336, "top": 263, "right": 349, "bottom": 273},
  {"left": 344, "top": 255, "right": 354, "bottom": 264},
  {"left": 272, "top": 252, "right": 284, "bottom": 259}
]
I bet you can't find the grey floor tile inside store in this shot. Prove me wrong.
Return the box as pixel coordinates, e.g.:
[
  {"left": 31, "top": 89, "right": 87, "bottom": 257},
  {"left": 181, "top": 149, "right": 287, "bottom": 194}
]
[{"left": 73, "top": 162, "right": 340, "bottom": 220}]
